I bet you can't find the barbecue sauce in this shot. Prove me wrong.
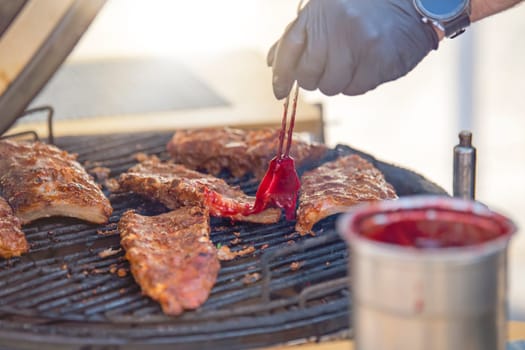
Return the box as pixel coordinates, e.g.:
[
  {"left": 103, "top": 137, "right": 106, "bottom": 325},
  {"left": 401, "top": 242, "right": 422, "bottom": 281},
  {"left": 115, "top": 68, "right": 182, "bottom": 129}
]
[
  {"left": 243, "top": 86, "right": 301, "bottom": 220},
  {"left": 249, "top": 157, "right": 300, "bottom": 220},
  {"left": 361, "top": 219, "right": 506, "bottom": 248},
  {"left": 206, "top": 87, "right": 302, "bottom": 221},
  {"left": 202, "top": 188, "right": 251, "bottom": 216}
]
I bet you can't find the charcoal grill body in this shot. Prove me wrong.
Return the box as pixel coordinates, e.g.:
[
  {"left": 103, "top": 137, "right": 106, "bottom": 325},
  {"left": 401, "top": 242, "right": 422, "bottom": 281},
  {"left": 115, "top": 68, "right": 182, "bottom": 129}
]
[{"left": 0, "top": 132, "right": 446, "bottom": 350}]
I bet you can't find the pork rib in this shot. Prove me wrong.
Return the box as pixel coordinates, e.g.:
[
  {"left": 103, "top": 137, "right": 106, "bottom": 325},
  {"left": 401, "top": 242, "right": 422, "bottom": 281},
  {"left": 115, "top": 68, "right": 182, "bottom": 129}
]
[
  {"left": 0, "top": 197, "right": 28, "bottom": 259},
  {"left": 0, "top": 140, "right": 112, "bottom": 225},
  {"left": 118, "top": 156, "right": 281, "bottom": 224},
  {"left": 167, "top": 127, "right": 250, "bottom": 178},
  {"left": 296, "top": 154, "right": 398, "bottom": 235},
  {"left": 118, "top": 207, "right": 219, "bottom": 315},
  {"left": 166, "top": 127, "right": 328, "bottom": 179},
  {"left": 245, "top": 128, "right": 327, "bottom": 179}
]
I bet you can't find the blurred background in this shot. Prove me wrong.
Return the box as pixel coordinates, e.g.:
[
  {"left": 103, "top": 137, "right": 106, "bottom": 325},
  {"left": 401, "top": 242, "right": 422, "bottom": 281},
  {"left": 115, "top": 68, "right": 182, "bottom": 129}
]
[{"left": 8, "top": 0, "right": 525, "bottom": 319}]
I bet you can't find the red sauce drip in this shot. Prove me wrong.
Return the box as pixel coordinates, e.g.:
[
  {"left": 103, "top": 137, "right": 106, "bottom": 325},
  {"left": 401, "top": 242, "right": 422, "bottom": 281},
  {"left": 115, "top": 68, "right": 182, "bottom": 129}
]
[
  {"left": 202, "top": 188, "right": 250, "bottom": 217},
  {"left": 244, "top": 86, "right": 301, "bottom": 220},
  {"left": 361, "top": 219, "right": 506, "bottom": 248},
  {"left": 249, "top": 156, "right": 300, "bottom": 220},
  {"left": 207, "top": 88, "right": 301, "bottom": 220}
]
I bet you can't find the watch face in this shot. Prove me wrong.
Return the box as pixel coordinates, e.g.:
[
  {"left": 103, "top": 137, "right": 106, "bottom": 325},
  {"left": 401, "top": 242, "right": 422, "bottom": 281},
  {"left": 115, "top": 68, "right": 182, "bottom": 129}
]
[{"left": 415, "top": 0, "right": 469, "bottom": 21}]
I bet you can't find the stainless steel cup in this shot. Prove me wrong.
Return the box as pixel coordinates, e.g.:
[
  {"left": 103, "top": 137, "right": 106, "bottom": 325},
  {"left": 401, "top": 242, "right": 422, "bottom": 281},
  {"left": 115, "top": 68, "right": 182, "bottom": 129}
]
[{"left": 337, "top": 196, "right": 516, "bottom": 350}]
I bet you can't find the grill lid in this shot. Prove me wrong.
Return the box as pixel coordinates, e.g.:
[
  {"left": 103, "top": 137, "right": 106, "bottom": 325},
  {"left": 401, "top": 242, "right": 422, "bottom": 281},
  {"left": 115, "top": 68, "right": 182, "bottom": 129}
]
[{"left": 0, "top": 0, "right": 105, "bottom": 135}]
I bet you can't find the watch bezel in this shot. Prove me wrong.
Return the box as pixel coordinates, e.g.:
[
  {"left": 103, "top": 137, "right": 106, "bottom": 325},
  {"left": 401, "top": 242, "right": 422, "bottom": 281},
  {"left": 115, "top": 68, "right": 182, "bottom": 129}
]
[{"left": 413, "top": 0, "right": 470, "bottom": 21}]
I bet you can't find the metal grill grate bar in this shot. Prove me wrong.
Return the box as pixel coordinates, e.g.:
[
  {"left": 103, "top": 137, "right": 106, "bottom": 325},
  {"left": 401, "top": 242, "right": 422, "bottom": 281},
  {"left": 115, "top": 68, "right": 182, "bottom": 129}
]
[
  {"left": 104, "top": 298, "right": 153, "bottom": 319},
  {"left": 58, "top": 133, "right": 172, "bottom": 160},
  {"left": 57, "top": 278, "right": 138, "bottom": 315},
  {"left": 0, "top": 268, "right": 64, "bottom": 297},
  {"left": 34, "top": 275, "right": 117, "bottom": 312}
]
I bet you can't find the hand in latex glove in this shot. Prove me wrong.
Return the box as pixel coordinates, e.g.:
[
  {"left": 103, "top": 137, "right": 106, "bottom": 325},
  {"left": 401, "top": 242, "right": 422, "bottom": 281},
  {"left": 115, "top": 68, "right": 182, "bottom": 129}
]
[{"left": 268, "top": 0, "right": 439, "bottom": 99}]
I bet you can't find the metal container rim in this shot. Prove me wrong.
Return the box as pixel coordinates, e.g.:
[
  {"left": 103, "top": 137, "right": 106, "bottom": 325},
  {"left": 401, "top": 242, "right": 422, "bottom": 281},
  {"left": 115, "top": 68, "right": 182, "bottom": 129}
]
[{"left": 336, "top": 195, "right": 517, "bottom": 262}]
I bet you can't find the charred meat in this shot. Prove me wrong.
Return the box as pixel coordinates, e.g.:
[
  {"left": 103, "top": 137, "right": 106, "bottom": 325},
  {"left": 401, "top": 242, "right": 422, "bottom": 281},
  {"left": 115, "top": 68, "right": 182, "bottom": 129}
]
[
  {"left": 166, "top": 127, "right": 250, "bottom": 178},
  {"left": 166, "top": 127, "right": 328, "bottom": 179},
  {"left": 296, "top": 154, "right": 397, "bottom": 235},
  {"left": 118, "top": 156, "right": 281, "bottom": 224},
  {"left": 0, "top": 197, "right": 28, "bottom": 259},
  {"left": 118, "top": 207, "right": 219, "bottom": 315},
  {"left": 245, "top": 128, "right": 327, "bottom": 179},
  {"left": 0, "top": 140, "right": 112, "bottom": 225}
]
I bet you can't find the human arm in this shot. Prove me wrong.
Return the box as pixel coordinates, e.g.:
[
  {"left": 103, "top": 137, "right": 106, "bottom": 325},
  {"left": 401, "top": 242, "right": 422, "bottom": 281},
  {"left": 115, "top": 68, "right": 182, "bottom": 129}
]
[
  {"left": 432, "top": 0, "right": 524, "bottom": 39},
  {"left": 471, "top": 0, "right": 523, "bottom": 21},
  {"left": 269, "top": 0, "right": 524, "bottom": 99}
]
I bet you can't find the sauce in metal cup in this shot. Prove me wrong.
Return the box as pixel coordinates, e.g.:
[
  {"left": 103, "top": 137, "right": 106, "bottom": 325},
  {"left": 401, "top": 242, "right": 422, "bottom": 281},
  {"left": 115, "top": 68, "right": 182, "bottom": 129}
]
[{"left": 337, "top": 195, "right": 517, "bottom": 350}]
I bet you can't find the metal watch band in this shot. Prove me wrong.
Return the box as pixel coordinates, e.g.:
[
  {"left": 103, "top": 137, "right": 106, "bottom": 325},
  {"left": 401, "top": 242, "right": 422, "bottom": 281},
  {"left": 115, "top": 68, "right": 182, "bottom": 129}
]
[{"left": 444, "top": 12, "right": 471, "bottom": 38}]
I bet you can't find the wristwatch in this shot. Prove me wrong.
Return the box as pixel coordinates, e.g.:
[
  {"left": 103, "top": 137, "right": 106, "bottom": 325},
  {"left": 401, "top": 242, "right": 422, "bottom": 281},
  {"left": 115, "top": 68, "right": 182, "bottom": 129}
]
[{"left": 413, "top": 0, "right": 471, "bottom": 38}]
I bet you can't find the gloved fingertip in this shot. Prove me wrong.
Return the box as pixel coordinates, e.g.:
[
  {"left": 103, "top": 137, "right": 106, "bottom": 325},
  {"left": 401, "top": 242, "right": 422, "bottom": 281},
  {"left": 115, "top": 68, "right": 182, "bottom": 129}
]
[
  {"left": 343, "top": 82, "right": 376, "bottom": 97},
  {"left": 267, "top": 42, "right": 278, "bottom": 67},
  {"left": 273, "top": 86, "right": 290, "bottom": 100},
  {"left": 273, "top": 90, "right": 287, "bottom": 100},
  {"left": 272, "top": 76, "right": 292, "bottom": 100}
]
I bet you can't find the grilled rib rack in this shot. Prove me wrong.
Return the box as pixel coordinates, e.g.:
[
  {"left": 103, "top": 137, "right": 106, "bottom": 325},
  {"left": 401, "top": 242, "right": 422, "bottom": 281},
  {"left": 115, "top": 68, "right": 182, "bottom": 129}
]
[{"left": 0, "top": 131, "right": 446, "bottom": 350}]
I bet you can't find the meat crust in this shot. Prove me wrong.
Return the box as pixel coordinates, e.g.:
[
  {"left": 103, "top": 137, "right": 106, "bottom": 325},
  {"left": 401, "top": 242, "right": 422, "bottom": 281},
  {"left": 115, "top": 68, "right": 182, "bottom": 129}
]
[
  {"left": 167, "top": 127, "right": 249, "bottom": 178},
  {"left": 0, "top": 140, "right": 112, "bottom": 225},
  {"left": 296, "top": 155, "right": 398, "bottom": 235},
  {"left": 118, "top": 207, "right": 219, "bottom": 315},
  {"left": 118, "top": 156, "right": 281, "bottom": 224},
  {"left": 216, "top": 245, "right": 256, "bottom": 261},
  {"left": 166, "top": 127, "right": 328, "bottom": 179},
  {"left": 245, "top": 128, "right": 328, "bottom": 179},
  {"left": 0, "top": 197, "right": 28, "bottom": 259}
]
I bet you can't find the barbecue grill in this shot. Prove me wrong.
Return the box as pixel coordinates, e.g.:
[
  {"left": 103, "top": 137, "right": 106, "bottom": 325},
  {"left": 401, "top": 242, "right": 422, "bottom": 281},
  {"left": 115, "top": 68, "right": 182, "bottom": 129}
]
[
  {"left": 0, "top": 2, "right": 448, "bottom": 347},
  {"left": 0, "top": 110, "right": 446, "bottom": 350}
]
